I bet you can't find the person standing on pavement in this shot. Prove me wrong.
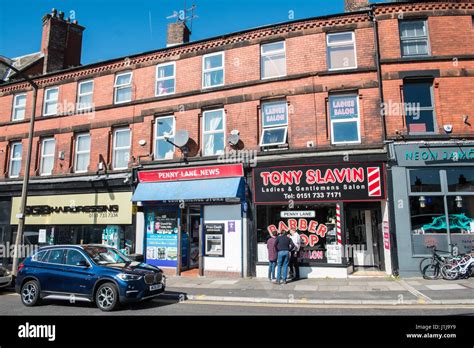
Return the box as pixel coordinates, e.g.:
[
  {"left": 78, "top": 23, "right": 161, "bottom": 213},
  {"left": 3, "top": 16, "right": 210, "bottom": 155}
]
[
  {"left": 288, "top": 229, "right": 301, "bottom": 280},
  {"left": 275, "top": 231, "right": 295, "bottom": 285},
  {"left": 266, "top": 230, "right": 278, "bottom": 282}
]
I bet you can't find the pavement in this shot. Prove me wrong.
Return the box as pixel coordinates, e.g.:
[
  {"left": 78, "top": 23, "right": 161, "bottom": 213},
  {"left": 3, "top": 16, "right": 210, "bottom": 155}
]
[{"left": 163, "top": 275, "right": 474, "bottom": 306}]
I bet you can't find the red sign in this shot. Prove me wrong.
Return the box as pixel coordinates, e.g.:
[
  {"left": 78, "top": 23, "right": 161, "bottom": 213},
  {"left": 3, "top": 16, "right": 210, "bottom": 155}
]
[{"left": 138, "top": 164, "right": 244, "bottom": 183}]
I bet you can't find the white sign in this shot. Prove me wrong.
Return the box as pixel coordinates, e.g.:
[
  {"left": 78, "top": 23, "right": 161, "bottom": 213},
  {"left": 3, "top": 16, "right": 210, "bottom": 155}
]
[
  {"left": 280, "top": 211, "right": 315, "bottom": 218},
  {"left": 38, "top": 229, "right": 47, "bottom": 243},
  {"left": 326, "top": 244, "right": 342, "bottom": 264}
]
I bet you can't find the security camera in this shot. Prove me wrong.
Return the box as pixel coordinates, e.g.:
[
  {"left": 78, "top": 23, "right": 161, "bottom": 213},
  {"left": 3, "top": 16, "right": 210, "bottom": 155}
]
[{"left": 443, "top": 125, "right": 453, "bottom": 133}]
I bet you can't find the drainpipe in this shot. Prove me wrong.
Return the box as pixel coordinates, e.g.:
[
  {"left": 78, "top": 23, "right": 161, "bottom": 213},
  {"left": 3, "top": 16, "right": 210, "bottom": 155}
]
[{"left": 369, "top": 5, "right": 387, "bottom": 143}]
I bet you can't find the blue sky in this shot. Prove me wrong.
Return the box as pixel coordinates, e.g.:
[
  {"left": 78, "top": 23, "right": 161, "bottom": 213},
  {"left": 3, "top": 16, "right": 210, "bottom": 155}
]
[{"left": 0, "top": 0, "right": 349, "bottom": 65}]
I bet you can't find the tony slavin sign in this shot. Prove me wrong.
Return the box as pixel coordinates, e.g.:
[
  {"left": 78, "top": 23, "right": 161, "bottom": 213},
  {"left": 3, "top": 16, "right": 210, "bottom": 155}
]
[{"left": 253, "top": 163, "right": 385, "bottom": 204}]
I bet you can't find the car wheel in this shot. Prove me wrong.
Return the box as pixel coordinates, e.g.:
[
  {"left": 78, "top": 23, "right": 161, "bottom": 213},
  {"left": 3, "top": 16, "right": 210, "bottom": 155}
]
[
  {"left": 96, "top": 283, "right": 119, "bottom": 312},
  {"left": 21, "top": 280, "right": 41, "bottom": 307}
]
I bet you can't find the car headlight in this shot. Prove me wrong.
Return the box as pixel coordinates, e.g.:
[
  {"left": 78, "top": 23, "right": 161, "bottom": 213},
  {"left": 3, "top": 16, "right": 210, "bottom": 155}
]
[{"left": 117, "top": 273, "right": 142, "bottom": 281}]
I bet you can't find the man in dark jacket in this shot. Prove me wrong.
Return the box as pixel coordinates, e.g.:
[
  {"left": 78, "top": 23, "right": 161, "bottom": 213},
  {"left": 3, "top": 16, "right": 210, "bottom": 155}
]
[
  {"left": 266, "top": 230, "right": 278, "bottom": 282},
  {"left": 275, "top": 231, "right": 295, "bottom": 284}
]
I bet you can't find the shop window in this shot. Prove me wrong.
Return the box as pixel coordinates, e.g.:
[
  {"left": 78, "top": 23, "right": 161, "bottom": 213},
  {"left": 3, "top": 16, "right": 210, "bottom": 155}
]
[
  {"left": 112, "top": 128, "right": 131, "bottom": 169},
  {"left": 43, "top": 87, "right": 59, "bottom": 116},
  {"left": 12, "top": 93, "right": 26, "bottom": 121},
  {"left": 260, "top": 41, "right": 286, "bottom": 79},
  {"left": 403, "top": 80, "right": 435, "bottom": 133},
  {"left": 399, "top": 20, "right": 430, "bottom": 57},
  {"left": 447, "top": 195, "right": 474, "bottom": 254},
  {"left": 260, "top": 100, "right": 288, "bottom": 148},
  {"left": 202, "top": 109, "right": 225, "bottom": 156},
  {"left": 409, "top": 169, "right": 441, "bottom": 192},
  {"left": 447, "top": 168, "right": 474, "bottom": 192},
  {"left": 326, "top": 32, "right": 357, "bottom": 70},
  {"left": 77, "top": 80, "right": 94, "bottom": 111},
  {"left": 74, "top": 133, "right": 91, "bottom": 173},
  {"left": 202, "top": 52, "right": 224, "bottom": 88},
  {"left": 409, "top": 196, "right": 449, "bottom": 254},
  {"left": 40, "top": 138, "right": 55, "bottom": 176},
  {"left": 114, "top": 72, "right": 132, "bottom": 104},
  {"left": 154, "top": 116, "right": 175, "bottom": 160},
  {"left": 329, "top": 94, "right": 360, "bottom": 144},
  {"left": 156, "top": 62, "right": 175, "bottom": 96},
  {"left": 256, "top": 205, "right": 338, "bottom": 264},
  {"left": 9, "top": 142, "right": 22, "bottom": 178}
]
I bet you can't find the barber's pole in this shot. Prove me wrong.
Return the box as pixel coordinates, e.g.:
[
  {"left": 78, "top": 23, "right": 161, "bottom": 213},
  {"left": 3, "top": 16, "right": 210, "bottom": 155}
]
[{"left": 336, "top": 204, "right": 342, "bottom": 245}]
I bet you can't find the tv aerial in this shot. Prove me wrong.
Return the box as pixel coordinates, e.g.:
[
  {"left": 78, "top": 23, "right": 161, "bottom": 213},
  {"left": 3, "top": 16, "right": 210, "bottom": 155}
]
[{"left": 166, "top": 1, "right": 198, "bottom": 33}]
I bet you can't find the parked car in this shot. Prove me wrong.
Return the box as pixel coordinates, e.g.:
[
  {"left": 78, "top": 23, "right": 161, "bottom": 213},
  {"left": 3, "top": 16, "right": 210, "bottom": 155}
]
[
  {"left": 0, "top": 266, "right": 12, "bottom": 289},
  {"left": 15, "top": 244, "right": 166, "bottom": 311}
]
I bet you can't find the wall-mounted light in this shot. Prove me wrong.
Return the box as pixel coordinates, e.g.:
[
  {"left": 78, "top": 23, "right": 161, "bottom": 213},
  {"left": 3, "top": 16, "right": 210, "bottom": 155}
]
[
  {"left": 455, "top": 195, "right": 463, "bottom": 208},
  {"left": 419, "top": 196, "right": 426, "bottom": 208}
]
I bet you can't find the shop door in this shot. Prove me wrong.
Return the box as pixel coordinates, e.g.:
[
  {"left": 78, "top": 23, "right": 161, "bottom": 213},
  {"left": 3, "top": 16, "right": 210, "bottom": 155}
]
[
  {"left": 346, "top": 205, "right": 381, "bottom": 268},
  {"left": 183, "top": 206, "right": 201, "bottom": 272}
]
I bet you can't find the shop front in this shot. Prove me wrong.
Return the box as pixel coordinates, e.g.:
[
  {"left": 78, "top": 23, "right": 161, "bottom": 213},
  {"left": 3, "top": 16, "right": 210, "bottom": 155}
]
[
  {"left": 389, "top": 142, "right": 474, "bottom": 276},
  {"left": 132, "top": 163, "right": 247, "bottom": 277},
  {"left": 253, "top": 161, "right": 390, "bottom": 278},
  {"left": 9, "top": 192, "right": 135, "bottom": 254}
]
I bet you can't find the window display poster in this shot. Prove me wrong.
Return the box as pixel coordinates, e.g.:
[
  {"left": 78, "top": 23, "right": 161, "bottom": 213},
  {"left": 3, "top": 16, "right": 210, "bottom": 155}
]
[
  {"left": 146, "top": 213, "right": 179, "bottom": 267},
  {"left": 326, "top": 244, "right": 342, "bottom": 264}
]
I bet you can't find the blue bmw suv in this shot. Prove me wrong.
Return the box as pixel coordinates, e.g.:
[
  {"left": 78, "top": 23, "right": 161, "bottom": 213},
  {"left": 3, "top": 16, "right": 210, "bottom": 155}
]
[{"left": 15, "top": 244, "right": 166, "bottom": 311}]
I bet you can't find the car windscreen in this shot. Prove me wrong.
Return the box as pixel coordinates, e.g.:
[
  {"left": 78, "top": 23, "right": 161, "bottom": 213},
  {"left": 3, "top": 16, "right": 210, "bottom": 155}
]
[{"left": 83, "top": 246, "right": 130, "bottom": 265}]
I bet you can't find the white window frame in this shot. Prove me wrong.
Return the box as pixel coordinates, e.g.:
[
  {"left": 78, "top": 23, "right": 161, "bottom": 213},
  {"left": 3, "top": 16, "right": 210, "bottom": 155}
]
[
  {"left": 112, "top": 128, "right": 131, "bottom": 170},
  {"left": 12, "top": 93, "right": 27, "bottom": 121},
  {"left": 154, "top": 116, "right": 176, "bottom": 160},
  {"left": 43, "top": 87, "right": 59, "bottom": 116},
  {"left": 259, "top": 101, "right": 289, "bottom": 147},
  {"left": 202, "top": 109, "right": 226, "bottom": 156},
  {"left": 114, "top": 72, "right": 133, "bottom": 104},
  {"left": 155, "top": 62, "right": 176, "bottom": 96},
  {"left": 260, "top": 41, "right": 287, "bottom": 80},
  {"left": 74, "top": 133, "right": 91, "bottom": 173},
  {"left": 326, "top": 32, "right": 357, "bottom": 71},
  {"left": 329, "top": 94, "right": 361, "bottom": 145},
  {"left": 77, "top": 80, "right": 94, "bottom": 111},
  {"left": 9, "top": 142, "right": 22, "bottom": 178},
  {"left": 40, "top": 138, "right": 56, "bottom": 176},
  {"left": 399, "top": 19, "right": 431, "bottom": 57},
  {"left": 202, "top": 52, "right": 225, "bottom": 89}
]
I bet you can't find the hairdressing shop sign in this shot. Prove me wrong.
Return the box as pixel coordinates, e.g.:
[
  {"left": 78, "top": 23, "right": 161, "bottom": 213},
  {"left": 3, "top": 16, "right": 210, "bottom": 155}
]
[{"left": 253, "top": 163, "right": 385, "bottom": 204}]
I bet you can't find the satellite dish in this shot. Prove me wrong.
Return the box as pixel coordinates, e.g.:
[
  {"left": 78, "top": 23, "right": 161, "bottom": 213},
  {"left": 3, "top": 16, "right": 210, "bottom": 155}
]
[
  {"left": 174, "top": 130, "right": 189, "bottom": 147},
  {"left": 228, "top": 133, "right": 240, "bottom": 146}
]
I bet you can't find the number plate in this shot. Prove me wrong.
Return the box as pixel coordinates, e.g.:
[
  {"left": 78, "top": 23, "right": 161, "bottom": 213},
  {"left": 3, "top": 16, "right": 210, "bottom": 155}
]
[{"left": 149, "top": 284, "right": 162, "bottom": 291}]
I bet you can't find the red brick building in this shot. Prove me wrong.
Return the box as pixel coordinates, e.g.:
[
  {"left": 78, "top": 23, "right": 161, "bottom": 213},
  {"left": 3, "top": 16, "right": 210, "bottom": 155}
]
[{"left": 0, "top": 1, "right": 472, "bottom": 278}]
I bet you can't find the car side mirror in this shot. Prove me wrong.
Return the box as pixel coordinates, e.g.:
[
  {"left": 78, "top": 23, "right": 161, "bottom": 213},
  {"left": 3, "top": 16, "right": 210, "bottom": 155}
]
[{"left": 76, "top": 260, "right": 89, "bottom": 267}]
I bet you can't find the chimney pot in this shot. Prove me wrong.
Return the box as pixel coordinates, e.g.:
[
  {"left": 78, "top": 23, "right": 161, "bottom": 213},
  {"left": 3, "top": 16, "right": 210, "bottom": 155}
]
[
  {"left": 51, "top": 8, "right": 57, "bottom": 17},
  {"left": 59, "top": 11, "right": 64, "bottom": 20}
]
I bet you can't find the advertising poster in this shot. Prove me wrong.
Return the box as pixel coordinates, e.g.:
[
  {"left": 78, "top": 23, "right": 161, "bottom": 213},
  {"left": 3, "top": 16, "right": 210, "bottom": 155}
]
[{"left": 145, "top": 213, "right": 179, "bottom": 267}]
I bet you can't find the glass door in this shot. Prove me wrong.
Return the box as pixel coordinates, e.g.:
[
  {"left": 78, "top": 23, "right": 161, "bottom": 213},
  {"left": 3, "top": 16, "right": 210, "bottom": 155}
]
[{"left": 187, "top": 206, "right": 201, "bottom": 270}]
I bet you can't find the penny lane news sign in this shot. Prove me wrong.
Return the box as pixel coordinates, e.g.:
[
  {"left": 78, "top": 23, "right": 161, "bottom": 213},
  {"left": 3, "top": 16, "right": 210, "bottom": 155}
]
[
  {"left": 138, "top": 164, "right": 244, "bottom": 182},
  {"left": 253, "top": 163, "right": 385, "bottom": 204}
]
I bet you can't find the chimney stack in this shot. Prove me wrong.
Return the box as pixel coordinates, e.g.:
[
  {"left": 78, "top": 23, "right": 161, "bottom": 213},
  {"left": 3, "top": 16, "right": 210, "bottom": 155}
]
[
  {"left": 41, "top": 8, "right": 85, "bottom": 73},
  {"left": 166, "top": 22, "right": 191, "bottom": 47},
  {"left": 344, "top": 0, "right": 370, "bottom": 12}
]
